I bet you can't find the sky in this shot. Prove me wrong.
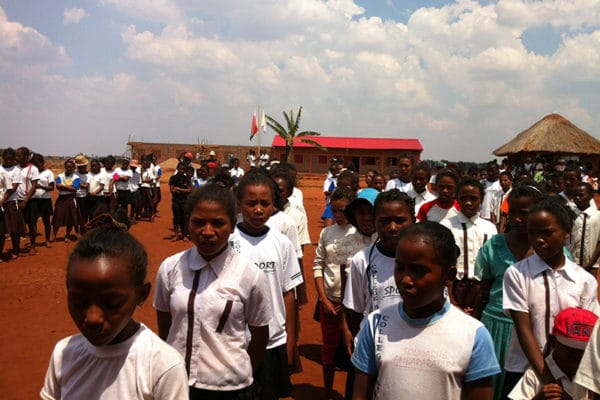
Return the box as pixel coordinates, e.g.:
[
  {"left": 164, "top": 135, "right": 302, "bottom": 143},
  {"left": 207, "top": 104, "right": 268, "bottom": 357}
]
[{"left": 1, "top": 0, "right": 600, "bottom": 162}]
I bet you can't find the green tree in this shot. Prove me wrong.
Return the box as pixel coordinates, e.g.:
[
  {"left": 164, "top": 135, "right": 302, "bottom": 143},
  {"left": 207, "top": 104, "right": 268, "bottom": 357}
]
[{"left": 266, "top": 106, "right": 326, "bottom": 163}]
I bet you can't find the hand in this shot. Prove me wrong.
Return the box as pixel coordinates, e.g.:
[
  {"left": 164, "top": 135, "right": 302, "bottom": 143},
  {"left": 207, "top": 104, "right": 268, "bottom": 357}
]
[
  {"left": 342, "top": 326, "right": 354, "bottom": 357},
  {"left": 537, "top": 383, "right": 563, "bottom": 400},
  {"left": 321, "top": 298, "right": 339, "bottom": 316}
]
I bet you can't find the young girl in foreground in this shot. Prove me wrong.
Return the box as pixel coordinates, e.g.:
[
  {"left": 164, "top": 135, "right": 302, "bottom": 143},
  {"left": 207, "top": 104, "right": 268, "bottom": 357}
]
[
  {"left": 502, "top": 197, "right": 600, "bottom": 395},
  {"left": 154, "top": 184, "right": 272, "bottom": 399},
  {"left": 41, "top": 225, "right": 187, "bottom": 399},
  {"left": 351, "top": 222, "right": 500, "bottom": 400},
  {"left": 229, "top": 172, "right": 303, "bottom": 400}
]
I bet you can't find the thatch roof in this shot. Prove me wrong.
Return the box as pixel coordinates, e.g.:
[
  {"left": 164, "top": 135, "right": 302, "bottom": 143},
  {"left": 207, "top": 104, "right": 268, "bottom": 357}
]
[{"left": 493, "top": 114, "right": 600, "bottom": 156}]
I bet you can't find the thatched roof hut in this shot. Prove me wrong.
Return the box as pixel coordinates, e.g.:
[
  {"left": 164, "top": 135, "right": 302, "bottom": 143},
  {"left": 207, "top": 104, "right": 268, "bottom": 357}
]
[{"left": 493, "top": 114, "right": 600, "bottom": 156}]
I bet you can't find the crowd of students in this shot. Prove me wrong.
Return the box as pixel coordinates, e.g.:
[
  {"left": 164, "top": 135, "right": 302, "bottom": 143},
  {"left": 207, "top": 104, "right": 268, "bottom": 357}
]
[{"left": 3, "top": 145, "right": 600, "bottom": 399}]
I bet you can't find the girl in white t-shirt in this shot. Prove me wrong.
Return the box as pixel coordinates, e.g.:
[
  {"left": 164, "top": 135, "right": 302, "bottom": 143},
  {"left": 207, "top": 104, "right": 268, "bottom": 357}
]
[
  {"left": 31, "top": 154, "right": 55, "bottom": 248},
  {"left": 154, "top": 184, "right": 272, "bottom": 399},
  {"left": 41, "top": 223, "right": 188, "bottom": 400},
  {"left": 229, "top": 170, "right": 304, "bottom": 400}
]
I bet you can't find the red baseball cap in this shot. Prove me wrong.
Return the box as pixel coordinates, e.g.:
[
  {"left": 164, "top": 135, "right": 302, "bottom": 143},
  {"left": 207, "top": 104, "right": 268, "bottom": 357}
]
[
  {"left": 207, "top": 162, "right": 218, "bottom": 169},
  {"left": 183, "top": 152, "right": 194, "bottom": 160},
  {"left": 552, "top": 307, "right": 598, "bottom": 350}
]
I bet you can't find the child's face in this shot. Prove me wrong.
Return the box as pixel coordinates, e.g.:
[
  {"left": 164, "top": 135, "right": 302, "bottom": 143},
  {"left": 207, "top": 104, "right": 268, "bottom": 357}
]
[
  {"left": 331, "top": 199, "right": 350, "bottom": 226},
  {"left": 551, "top": 177, "right": 565, "bottom": 194},
  {"left": 527, "top": 211, "right": 569, "bottom": 265},
  {"left": 199, "top": 167, "right": 208, "bottom": 178},
  {"left": 2, "top": 154, "right": 15, "bottom": 167},
  {"left": 177, "top": 164, "right": 186, "bottom": 175},
  {"left": 65, "top": 161, "right": 75, "bottom": 174},
  {"left": 411, "top": 169, "right": 429, "bottom": 193},
  {"left": 436, "top": 176, "right": 456, "bottom": 205},
  {"left": 499, "top": 175, "right": 512, "bottom": 191},
  {"left": 121, "top": 160, "right": 129, "bottom": 169},
  {"left": 457, "top": 185, "right": 481, "bottom": 219},
  {"left": 240, "top": 184, "right": 274, "bottom": 234},
  {"left": 16, "top": 150, "right": 27, "bottom": 166},
  {"left": 508, "top": 196, "right": 534, "bottom": 234},
  {"left": 397, "top": 158, "right": 412, "bottom": 182},
  {"left": 573, "top": 186, "right": 592, "bottom": 211},
  {"left": 364, "top": 172, "right": 374, "bottom": 186},
  {"left": 375, "top": 201, "right": 413, "bottom": 252},
  {"left": 371, "top": 176, "right": 386, "bottom": 192},
  {"left": 395, "top": 236, "right": 453, "bottom": 319},
  {"left": 189, "top": 200, "right": 234, "bottom": 260},
  {"left": 90, "top": 161, "right": 100, "bottom": 174},
  {"left": 67, "top": 256, "right": 148, "bottom": 346},
  {"left": 564, "top": 171, "right": 580, "bottom": 188},
  {"left": 273, "top": 177, "right": 292, "bottom": 201},
  {"left": 551, "top": 338, "right": 585, "bottom": 378},
  {"left": 354, "top": 202, "right": 375, "bottom": 236}
]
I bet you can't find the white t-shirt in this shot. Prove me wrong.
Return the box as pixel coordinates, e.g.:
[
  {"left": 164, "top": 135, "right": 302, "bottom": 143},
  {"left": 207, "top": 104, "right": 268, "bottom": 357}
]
[
  {"left": 406, "top": 187, "right": 436, "bottom": 217},
  {"left": 34, "top": 169, "right": 55, "bottom": 199},
  {"left": 130, "top": 167, "right": 141, "bottom": 192},
  {"left": 289, "top": 187, "right": 305, "bottom": 212},
  {"left": 282, "top": 202, "right": 311, "bottom": 246},
  {"left": 568, "top": 205, "right": 600, "bottom": 269},
  {"left": 100, "top": 168, "right": 114, "bottom": 195},
  {"left": 503, "top": 254, "right": 600, "bottom": 372},
  {"left": 40, "top": 324, "right": 188, "bottom": 400},
  {"left": 15, "top": 163, "right": 39, "bottom": 201},
  {"left": 151, "top": 163, "right": 162, "bottom": 187},
  {"left": 229, "top": 225, "right": 303, "bottom": 349},
  {"left": 113, "top": 167, "right": 132, "bottom": 191},
  {"left": 154, "top": 246, "right": 272, "bottom": 391},
  {"left": 74, "top": 171, "right": 88, "bottom": 198},
  {"left": 140, "top": 168, "right": 156, "bottom": 189},
  {"left": 352, "top": 301, "right": 500, "bottom": 400},
  {"left": 574, "top": 321, "right": 600, "bottom": 394},
  {"left": 440, "top": 212, "right": 498, "bottom": 280},
  {"left": 384, "top": 178, "right": 413, "bottom": 193},
  {"left": 265, "top": 210, "right": 303, "bottom": 258},
  {"left": 343, "top": 242, "right": 400, "bottom": 320},
  {"left": 509, "top": 353, "right": 594, "bottom": 400},
  {"left": 480, "top": 180, "right": 502, "bottom": 219}
]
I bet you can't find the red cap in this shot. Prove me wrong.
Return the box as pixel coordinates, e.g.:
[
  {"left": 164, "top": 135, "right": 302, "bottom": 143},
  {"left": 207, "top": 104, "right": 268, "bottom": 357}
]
[
  {"left": 552, "top": 307, "right": 598, "bottom": 350},
  {"left": 207, "top": 162, "right": 218, "bottom": 169},
  {"left": 184, "top": 152, "right": 194, "bottom": 160}
]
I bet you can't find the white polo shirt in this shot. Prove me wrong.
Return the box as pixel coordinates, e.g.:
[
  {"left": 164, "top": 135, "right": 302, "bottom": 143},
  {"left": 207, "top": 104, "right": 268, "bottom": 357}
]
[
  {"left": 406, "top": 187, "right": 436, "bottom": 217},
  {"left": 384, "top": 178, "right": 413, "bottom": 193},
  {"left": 15, "top": 163, "right": 39, "bottom": 201},
  {"left": 568, "top": 205, "right": 600, "bottom": 269},
  {"left": 503, "top": 254, "right": 600, "bottom": 372},
  {"left": 440, "top": 212, "right": 498, "bottom": 280},
  {"left": 154, "top": 246, "right": 272, "bottom": 391},
  {"left": 34, "top": 169, "right": 54, "bottom": 199}
]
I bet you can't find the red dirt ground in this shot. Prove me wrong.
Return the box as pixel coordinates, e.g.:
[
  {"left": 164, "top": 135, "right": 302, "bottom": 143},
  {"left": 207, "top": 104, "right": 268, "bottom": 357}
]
[{"left": 0, "top": 174, "right": 347, "bottom": 399}]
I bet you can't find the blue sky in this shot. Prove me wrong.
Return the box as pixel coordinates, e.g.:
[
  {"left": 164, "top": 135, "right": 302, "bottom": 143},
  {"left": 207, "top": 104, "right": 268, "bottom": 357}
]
[{"left": 1, "top": 0, "right": 599, "bottom": 162}]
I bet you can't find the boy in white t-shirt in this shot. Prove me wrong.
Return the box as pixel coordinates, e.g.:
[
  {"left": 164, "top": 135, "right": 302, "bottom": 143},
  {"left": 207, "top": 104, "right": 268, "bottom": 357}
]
[{"left": 509, "top": 307, "right": 598, "bottom": 400}]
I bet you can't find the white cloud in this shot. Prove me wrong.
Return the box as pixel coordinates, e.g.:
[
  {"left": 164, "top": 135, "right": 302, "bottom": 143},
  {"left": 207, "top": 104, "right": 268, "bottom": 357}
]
[
  {"left": 63, "top": 8, "right": 88, "bottom": 26},
  {"left": 3, "top": 1, "right": 600, "bottom": 162}
]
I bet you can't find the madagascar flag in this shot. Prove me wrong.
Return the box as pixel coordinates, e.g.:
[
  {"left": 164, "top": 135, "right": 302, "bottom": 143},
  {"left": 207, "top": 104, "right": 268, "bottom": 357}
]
[{"left": 250, "top": 112, "right": 258, "bottom": 140}]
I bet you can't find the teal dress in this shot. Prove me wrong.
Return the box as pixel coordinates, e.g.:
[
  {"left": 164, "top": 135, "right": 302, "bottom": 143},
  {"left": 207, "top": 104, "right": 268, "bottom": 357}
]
[
  {"left": 475, "top": 236, "right": 573, "bottom": 400},
  {"left": 475, "top": 235, "right": 515, "bottom": 400}
]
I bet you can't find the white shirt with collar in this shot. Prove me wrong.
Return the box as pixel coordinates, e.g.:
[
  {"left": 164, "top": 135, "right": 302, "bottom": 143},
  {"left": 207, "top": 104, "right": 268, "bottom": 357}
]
[
  {"left": 384, "top": 178, "right": 413, "bottom": 193},
  {"left": 509, "top": 353, "right": 595, "bottom": 400},
  {"left": 503, "top": 254, "right": 600, "bottom": 373},
  {"left": 440, "top": 212, "right": 497, "bottom": 280},
  {"left": 153, "top": 246, "right": 272, "bottom": 391},
  {"left": 480, "top": 180, "right": 502, "bottom": 219},
  {"left": 568, "top": 205, "right": 600, "bottom": 269},
  {"left": 405, "top": 187, "right": 437, "bottom": 217}
]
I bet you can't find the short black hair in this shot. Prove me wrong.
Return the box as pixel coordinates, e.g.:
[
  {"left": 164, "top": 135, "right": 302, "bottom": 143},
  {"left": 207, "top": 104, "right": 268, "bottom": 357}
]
[
  {"left": 236, "top": 168, "right": 279, "bottom": 207},
  {"left": 397, "top": 221, "right": 460, "bottom": 272},
  {"left": 338, "top": 170, "right": 359, "bottom": 192},
  {"left": 529, "top": 197, "right": 574, "bottom": 233},
  {"left": 186, "top": 184, "right": 237, "bottom": 226},
  {"left": 374, "top": 189, "right": 416, "bottom": 222},
  {"left": 412, "top": 162, "right": 431, "bottom": 177},
  {"left": 68, "top": 227, "right": 147, "bottom": 290},
  {"left": 457, "top": 177, "right": 484, "bottom": 199},
  {"left": 436, "top": 168, "right": 459, "bottom": 184},
  {"left": 331, "top": 186, "right": 356, "bottom": 203},
  {"left": 509, "top": 184, "right": 545, "bottom": 203},
  {"left": 272, "top": 171, "right": 296, "bottom": 193}
]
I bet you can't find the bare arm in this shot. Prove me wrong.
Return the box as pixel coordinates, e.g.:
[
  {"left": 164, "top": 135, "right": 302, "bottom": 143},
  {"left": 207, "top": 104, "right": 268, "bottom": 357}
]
[
  {"left": 283, "top": 290, "right": 297, "bottom": 367},
  {"left": 156, "top": 310, "right": 172, "bottom": 341},
  {"left": 463, "top": 377, "right": 494, "bottom": 400},
  {"left": 511, "top": 310, "right": 546, "bottom": 379},
  {"left": 351, "top": 369, "right": 376, "bottom": 400},
  {"left": 248, "top": 324, "right": 269, "bottom": 372},
  {"left": 314, "top": 276, "right": 339, "bottom": 315}
]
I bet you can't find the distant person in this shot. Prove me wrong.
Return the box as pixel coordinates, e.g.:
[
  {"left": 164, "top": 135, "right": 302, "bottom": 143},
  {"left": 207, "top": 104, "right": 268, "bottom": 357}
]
[
  {"left": 259, "top": 149, "right": 270, "bottom": 168},
  {"left": 481, "top": 161, "right": 502, "bottom": 221},
  {"left": 368, "top": 172, "right": 386, "bottom": 192},
  {"left": 246, "top": 149, "right": 257, "bottom": 168},
  {"left": 417, "top": 169, "right": 460, "bottom": 223},
  {"left": 15, "top": 146, "right": 39, "bottom": 255},
  {"left": 168, "top": 162, "right": 192, "bottom": 241},
  {"left": 384, "top": 155, "right": 413, "bottom": 193},
  {"left": 30, "top": 153, "right": 55, "bottom": 248},
  {"left": 51, "top": 159, "right": 80, "bottom": 243},
  {"left": 229, "top": 157, "right": 245, "bottom": 184},
  {"left": 41, "top": 226, "right": 188, "bottom": 399},
  {"left": 406, "top": 161, "right": 436, "bottom": 217}
]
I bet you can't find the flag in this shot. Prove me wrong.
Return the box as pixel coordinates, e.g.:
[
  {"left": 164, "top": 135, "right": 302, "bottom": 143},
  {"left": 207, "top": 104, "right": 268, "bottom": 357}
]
[
  {"left": 260, "top": 109, "right": 266, "bottom": 132},
  {"left": 250, "top": 112, "right": 258, "bottom": 140}
]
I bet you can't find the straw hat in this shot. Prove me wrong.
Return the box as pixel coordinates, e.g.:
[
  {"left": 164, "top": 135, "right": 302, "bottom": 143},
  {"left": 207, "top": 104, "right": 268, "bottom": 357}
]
[{"left": 74, "top": 154, "right": 89, "bottom": 167}]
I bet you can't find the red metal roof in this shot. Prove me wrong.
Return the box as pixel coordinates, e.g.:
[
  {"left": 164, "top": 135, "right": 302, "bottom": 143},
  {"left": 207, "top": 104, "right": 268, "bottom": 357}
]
[{"left": 271, "top": 136, "right": 422, "bottom": 151}]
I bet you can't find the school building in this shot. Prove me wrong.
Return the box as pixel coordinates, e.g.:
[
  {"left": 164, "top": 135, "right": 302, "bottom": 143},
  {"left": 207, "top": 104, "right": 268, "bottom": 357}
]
[{"left": 271, "top": 136, "right": 423, "bottom": 174}]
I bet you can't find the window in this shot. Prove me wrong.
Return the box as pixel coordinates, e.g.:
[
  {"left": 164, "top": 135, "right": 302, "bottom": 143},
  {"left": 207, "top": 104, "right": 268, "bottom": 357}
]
[
  {"left": 318, "top": 155, "right": 327, "bottom": 164},
  {"left": 294, "top": 154, "right": 304, "bottom": 164},
  {"left": 364, "top": 157, "right": 377, "bottom": 166},
  {"left": 387, "top": 157, "right": 398, "bottom": 166}
]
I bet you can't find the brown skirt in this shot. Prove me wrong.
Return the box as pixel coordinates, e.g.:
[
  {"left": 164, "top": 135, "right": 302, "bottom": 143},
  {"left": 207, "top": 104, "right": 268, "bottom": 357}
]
[
  {"left": 53, "top": 195, "right": 80, "bottom": 228},
  {"left": 3, "top": 201, "right": 26, "bottom": 234}
]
